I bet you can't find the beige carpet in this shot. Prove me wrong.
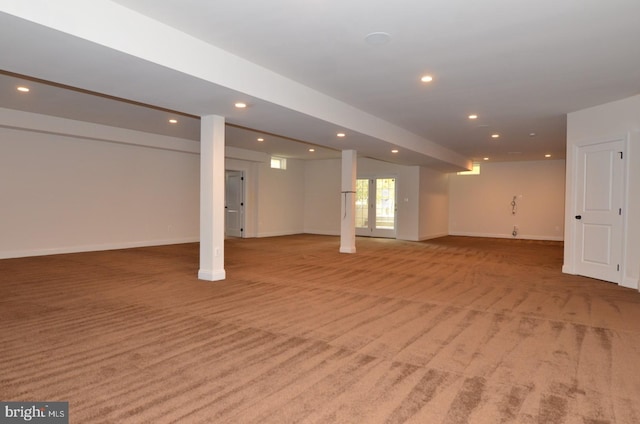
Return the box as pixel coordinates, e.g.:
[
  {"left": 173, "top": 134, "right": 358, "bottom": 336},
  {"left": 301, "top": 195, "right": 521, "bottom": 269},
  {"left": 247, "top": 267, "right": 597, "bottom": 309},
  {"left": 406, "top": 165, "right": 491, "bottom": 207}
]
[{"left": 1, "top": 235, "right": 639, "bottom": 423}]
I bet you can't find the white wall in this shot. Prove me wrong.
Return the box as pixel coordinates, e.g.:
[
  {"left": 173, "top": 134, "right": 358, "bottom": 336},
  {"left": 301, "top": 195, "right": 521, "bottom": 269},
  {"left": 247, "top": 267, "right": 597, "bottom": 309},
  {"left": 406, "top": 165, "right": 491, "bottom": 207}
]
[
  {"left": 304, "top": 159, "right": 341, "bottom": 235},
  {"left": 0, "top": 110, "right": 200, "bottom": 259},
  {"left": 449, "top": 160, "right": 566, "bottom": 241},
  {"left": 419, "top": 167, "right": 449, "bottom": 240},
  {"left": 565, "top": 94, "right": 640, "bottom": 290},
  {"left": 255, "top": 158, "right": 306, "bottom": 237}
]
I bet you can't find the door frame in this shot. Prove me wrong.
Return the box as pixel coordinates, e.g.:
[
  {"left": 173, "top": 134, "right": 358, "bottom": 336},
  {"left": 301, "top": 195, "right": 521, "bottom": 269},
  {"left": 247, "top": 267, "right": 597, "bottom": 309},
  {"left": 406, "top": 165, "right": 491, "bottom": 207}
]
[
  {"left": 564, "top": 135, "right": 629, "bottom": 285},
  {"left": 224, "top": 169, "right": 245, "bottom": 238},
  {"left": 355, "top": 175, "right": 397, "bottom": 238}
]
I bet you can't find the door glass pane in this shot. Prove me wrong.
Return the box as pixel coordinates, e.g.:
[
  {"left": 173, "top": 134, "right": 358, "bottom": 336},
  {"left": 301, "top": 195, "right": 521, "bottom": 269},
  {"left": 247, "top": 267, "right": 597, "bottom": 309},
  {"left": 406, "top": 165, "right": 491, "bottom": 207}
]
[
  {"left": 375, "top": 178, "right": 395, "bottom": 230},
  {"left": 355, "top": 179, "right": 369, "bottom": 228}
]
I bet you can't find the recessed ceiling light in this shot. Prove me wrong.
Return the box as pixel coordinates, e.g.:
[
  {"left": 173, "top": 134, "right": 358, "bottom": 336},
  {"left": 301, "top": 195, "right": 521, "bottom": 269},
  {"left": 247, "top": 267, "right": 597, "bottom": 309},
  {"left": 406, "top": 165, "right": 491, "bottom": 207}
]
[
  {"left": 391, "top": 149, "right": 399, "bottom": 153},
  {"left": 234, "top": 102, "right": 247, "bottom": 109},
  {"left": 468, "top": 114, "right": 478, "bottom": 120},
  {"left": 491, "top": 134, "right": 500, "bottom": 139},
  {"left": 257, "top": 138, "right": 264, "bottom": 142},
  {"left": 309, "top": 148, "right": 315, "bottom": 152},
  {"left": 545, "top": 154, "right": 552, "bottom": 158},
  {"left": 483, "top": 157, "right": 489, "bottom": 161},
  {"left": 17, "top": 86, "right": 30, "bottom": 92},
  {"left": 365, "top": 32, "right": 391, "bottom": 46},
  {"left": 168, "top": 119, "right": 178, "bottom": 124},
  {"left": 420, "top": 75, "right": 433, "bottom": 83},
  {"left": 529, "top": 132, "right": 537, "bottom": 137},
  {"left": 337, "top": 132, "right": 346, "bottom": 138}
]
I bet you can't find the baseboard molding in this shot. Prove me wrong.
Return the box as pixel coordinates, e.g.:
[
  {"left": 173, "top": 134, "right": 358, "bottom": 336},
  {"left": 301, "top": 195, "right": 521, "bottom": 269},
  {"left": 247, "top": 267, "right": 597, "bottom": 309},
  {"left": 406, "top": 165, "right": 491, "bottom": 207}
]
[
  {"left": 256, "top": 230, "right": 305, "bottom": 238},
  {"left": 448, "top": 231, "right": 564, "bottom": 242},
  {"left": 198, "top": 268, "right": 226, "bottom": 281},
  {"left": 621, "top": 276, "right": 639, "bottom": 290},
  {"left": 418, "top": 232, "right": 449, "bottom": 241},
  {"left": 304, "top": 229, "right": 341, "bottom": 236},
  {"left": 0, "top": 237, "right": 200, "bottom": 260}
]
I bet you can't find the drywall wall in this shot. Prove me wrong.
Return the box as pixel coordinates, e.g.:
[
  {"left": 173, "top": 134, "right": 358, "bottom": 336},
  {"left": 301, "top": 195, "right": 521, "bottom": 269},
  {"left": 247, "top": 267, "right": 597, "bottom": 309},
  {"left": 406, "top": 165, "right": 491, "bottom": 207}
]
[
  {"left": 566, "top": 94, "right": 640, "bottom": 290},
  {"left": 419, "top": 167, "right": 449, "bottom": 240},
  {"left": 255, "top": 157, "right": 306, "bottom": 237},
  {"left": 304, "top": 159, "right": 342, "bottom": 235},
  {"left": 449, "top": 160, "right": 566, "bottom": 240},
  {"left": 0, "top": 112, "right": 200, "bottom": 259}
]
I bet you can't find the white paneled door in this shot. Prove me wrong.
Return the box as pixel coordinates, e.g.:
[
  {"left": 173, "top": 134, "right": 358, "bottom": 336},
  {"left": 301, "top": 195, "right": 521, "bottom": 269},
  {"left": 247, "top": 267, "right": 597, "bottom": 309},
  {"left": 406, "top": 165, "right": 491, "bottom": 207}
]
[
  {"left": 225, "top": 170, "right": 244, "bottom": 237},
  {"left": 574, "top": 139, "right": 625, "bottom": 283},
  {"left": 355, "top": 177, "right": 396, "bottom": 238}
]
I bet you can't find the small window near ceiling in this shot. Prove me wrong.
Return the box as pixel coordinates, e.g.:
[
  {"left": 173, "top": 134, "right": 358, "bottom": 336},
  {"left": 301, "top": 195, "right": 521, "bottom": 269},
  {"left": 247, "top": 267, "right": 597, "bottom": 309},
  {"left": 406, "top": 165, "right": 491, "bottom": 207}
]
[
  {"left": 270, "top": 157, "right": 287, "bottom": 170},
  {"left": 457, "top": 163, "right": 480, "bottom": 175}
]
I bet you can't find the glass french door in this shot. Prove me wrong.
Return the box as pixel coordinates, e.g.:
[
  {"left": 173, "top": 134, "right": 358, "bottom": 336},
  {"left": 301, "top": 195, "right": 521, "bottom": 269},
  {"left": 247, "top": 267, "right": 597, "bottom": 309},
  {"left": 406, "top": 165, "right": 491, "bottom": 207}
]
[{"left": 355, "top": 177, "right": 396, "bottom": 238}]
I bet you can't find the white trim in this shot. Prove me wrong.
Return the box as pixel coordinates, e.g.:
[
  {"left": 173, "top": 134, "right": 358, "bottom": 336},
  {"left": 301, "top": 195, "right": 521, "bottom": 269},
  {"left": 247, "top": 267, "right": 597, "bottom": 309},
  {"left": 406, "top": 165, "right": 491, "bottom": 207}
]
[
  {"left": 256, "top": 231, "right": 304, "bottom": 238},
  {"left": 418, "top": 232, "right": 449, "bottom": 241},
  {"left": 198, "top": 269, "right": 226, "bottom": 281},
  {"left": 0, "top": 237, "right": 199, "bottom": 260},
  {"left": 449, "top": 231, "right": 563, "bottom": 241},
  {"left": 621, "top": 276, "right": 638, "bottom": 290},
  {"left": 304, "top": 229, "right": 341, "bottom": 236}
]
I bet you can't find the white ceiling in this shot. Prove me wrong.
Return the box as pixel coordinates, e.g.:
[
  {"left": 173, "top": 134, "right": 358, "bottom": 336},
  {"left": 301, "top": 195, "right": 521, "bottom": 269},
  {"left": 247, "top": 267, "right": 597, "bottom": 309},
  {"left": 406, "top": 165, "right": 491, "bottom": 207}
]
[{"left": 2, "top": 0, "right": 640, "bottom": 169}]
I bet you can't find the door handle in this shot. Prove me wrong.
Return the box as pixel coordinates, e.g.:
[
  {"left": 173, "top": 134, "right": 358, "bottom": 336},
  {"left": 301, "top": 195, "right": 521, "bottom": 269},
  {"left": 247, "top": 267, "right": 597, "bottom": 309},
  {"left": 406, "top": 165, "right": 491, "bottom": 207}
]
[{"left": 575, "top": 215, "right": 582, "bottom": 220}]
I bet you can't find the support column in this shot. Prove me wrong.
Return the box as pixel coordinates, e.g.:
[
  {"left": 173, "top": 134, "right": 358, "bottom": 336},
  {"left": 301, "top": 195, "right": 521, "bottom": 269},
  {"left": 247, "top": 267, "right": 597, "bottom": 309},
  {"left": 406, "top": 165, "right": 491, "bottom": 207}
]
[
  {"left": 199, "top": 115, "right": 226, "bottom": 281},
  {"left": 340, "top": 149, "right": 357, "bottom": 253}
]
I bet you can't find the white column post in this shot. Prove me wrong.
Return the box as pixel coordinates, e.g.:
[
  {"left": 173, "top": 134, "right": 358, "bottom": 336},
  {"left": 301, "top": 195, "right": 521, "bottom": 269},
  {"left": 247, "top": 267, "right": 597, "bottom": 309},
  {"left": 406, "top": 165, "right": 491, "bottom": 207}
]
[
  {"left": 340, "top": 150, "right": 357, "bottom": 253},
  {"left": 199, "top": 115, "right": 226, "bottom": 281}
]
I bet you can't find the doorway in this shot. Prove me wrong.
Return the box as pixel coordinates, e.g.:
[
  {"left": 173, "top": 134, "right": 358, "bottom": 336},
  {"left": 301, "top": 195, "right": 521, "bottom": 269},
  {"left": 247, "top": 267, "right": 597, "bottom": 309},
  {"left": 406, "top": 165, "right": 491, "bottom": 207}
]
[
  {"left": 573, "top": 139, "right": 625, "bottom": 283},
  {"left": 355, "top": 177, "right": 396, "bottom": 238},
  {"left": 225, "top": 170, "right": 244, "bottom": 237}
]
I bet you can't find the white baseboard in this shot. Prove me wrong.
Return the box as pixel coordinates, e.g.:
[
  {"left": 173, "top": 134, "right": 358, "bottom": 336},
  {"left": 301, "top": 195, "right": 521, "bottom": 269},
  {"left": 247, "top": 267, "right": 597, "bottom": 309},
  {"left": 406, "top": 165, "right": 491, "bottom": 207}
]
[
  {"left": 256, "top": 230, "right": 305, "bottom": 238},
  {"left": 198, "top": 268, "right": 226, "bottom": 281},
  {"left": 418, "top": 232, "right": 449, "bottom": 241},
  {"left": 304, "top": 229, "right": 341, "bottom": 236},
  {"left": 621, "top": 276, "right": 639, "bottom": 290},
  {"left": 0, "top": 237, "right": 200, "bottom": 260},
  {"left": 448, "top": 231, "right": 564, "bottom": 241}
]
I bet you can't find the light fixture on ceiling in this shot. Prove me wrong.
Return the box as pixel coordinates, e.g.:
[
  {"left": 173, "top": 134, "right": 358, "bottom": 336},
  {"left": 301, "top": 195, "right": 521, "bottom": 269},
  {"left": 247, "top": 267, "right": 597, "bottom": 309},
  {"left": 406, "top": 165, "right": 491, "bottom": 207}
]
[
  {"left": 483, "top": 157, "right": 489, "bottom": 161},
  {"left": 420, "top": 75, "right": 433, "bottom": 83},
  {"left": 491, "top": 133, "right": 500, "bottom": 139},
  {"left": 337, "top": 132, "right": 346, "bottom": 138},
  {"left": 257, "top": 138, "right": 264, "bottom": 142},
  {"left": 168, "top": 119, "right": 178, "bottom": 124},
  {"left": 468, "top": 114, "right": 478, "bottom": 120},
  {"left": 234, "top": 102, "right": 247, "bottom": 109},
  {"left": 545, "top": 154, "right": 552, "bottom": 158},
  {"left": 529, "top": 132, "right": 537, "bottom": 137},
  {"left": 17, "top": 86, "right": 30, "bottom": 92},
  {"left": 365, "top": 32, "right": 391, "bottom": 46},
  {"left": 391, "top": 149, "right": 399, "bottom": 153},
  {"left": 309, "top": 148, "right": 315, "bottom": 152}
]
